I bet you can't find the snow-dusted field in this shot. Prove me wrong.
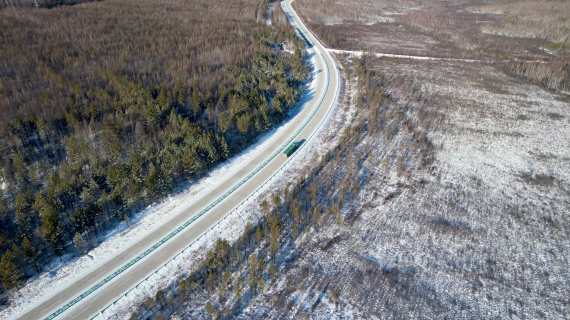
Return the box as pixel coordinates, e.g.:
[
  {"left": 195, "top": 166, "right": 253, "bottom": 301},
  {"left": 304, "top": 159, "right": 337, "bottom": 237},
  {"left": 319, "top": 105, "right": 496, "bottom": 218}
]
[
  {"left": 327, "top": 48, "right": 486, "bottom": 63},
  {"left": 236, "top": 57, "right": 570, "bottom": 319}
]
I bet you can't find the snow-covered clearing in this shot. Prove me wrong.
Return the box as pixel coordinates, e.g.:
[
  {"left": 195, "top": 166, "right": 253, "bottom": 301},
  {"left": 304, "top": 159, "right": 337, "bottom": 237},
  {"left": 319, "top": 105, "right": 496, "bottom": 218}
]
[
  {"left": 233, "top": 56, "right": 569, "bottom": 319},
  {"left": 328, "top": 48, "right": 483, "bottom": 63},
  {"left": 327, "top": 48, "right": 550, "bottom": 64}
]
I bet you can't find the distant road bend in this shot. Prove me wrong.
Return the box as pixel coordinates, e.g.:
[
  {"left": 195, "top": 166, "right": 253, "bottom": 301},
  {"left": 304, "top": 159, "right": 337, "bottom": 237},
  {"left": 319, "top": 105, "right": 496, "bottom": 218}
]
[{"left": 18, "top": 0, "right": 340, "bottom": 319}]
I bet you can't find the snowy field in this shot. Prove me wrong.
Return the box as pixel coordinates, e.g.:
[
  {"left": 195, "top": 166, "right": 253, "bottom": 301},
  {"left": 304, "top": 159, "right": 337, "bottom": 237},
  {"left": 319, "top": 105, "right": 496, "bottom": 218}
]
[{"left": 236, "top": 57, "right": 569, "bottom": 319}]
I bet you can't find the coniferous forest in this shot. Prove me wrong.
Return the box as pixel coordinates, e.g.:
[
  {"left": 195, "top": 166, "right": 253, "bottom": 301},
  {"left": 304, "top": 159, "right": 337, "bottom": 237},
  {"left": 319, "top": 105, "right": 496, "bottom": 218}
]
[{"left": 0, "top": 0, "right": 308, "bottom": 293}]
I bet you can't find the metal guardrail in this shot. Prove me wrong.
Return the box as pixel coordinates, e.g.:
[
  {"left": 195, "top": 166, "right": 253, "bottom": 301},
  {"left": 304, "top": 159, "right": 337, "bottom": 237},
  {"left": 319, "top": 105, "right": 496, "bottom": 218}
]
[{"left": 42, "top": 1, "right": 339, "bottom": 319}]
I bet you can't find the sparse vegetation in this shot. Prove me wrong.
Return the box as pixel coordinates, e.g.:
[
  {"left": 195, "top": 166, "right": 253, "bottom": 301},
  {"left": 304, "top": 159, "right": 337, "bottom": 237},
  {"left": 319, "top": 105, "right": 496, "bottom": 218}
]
[
  {"left": 296, "top": 0, "right": 570, "bottom": 93},
  {"left": 505, "top": 59, "right": 570, "bottom": 91},
  {"left": 476, "top": 0, "right": 570, "bottom": 48}
]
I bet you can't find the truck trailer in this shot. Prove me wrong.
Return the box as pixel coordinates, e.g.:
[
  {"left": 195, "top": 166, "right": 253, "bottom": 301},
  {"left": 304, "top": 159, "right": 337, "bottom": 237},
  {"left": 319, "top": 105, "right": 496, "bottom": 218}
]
[{"left": 284, "top": 139, "right": 305, "bottom": 157}]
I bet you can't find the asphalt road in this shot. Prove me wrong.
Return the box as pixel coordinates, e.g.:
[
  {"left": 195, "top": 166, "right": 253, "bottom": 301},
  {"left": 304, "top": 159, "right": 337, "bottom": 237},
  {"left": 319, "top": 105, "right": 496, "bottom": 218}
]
[{"left": 17, "top": 1, "right": 340, "bottom": 319}]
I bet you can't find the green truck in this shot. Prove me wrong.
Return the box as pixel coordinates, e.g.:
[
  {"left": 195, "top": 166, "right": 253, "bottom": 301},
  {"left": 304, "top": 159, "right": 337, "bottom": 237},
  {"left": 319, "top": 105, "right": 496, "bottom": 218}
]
[{"left": 284, "top": 139, "right": 306, "bottom": 157}]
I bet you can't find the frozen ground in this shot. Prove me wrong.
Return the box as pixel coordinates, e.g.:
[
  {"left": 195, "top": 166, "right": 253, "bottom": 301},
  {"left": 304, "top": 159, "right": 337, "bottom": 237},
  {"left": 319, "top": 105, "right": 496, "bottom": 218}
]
[
  {"left": 0, "top": 46, "right": 344, "bottom": 320},
  {"left": 328, "top": 48, "right": 485, "bottom": 63},
  {"left": 234, "top": 56, "right": 570, "bottom": 319}
]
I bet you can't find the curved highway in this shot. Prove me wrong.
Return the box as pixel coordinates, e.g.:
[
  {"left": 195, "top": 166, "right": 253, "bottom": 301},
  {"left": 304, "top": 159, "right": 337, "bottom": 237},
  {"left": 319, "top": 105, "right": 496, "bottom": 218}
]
[{"left": 17, "top": 1, "right": 340, "bottom": 319}]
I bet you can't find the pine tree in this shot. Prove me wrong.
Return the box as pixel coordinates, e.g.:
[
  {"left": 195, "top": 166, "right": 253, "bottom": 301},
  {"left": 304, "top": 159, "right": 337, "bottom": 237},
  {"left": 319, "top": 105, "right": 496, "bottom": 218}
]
[
  {"left": 235, "top": 276, "right": 243, "bottom": 300},
  {"left": 73, "top": 232, "right": 88, "bottom": 254},
  {"left": 269, "top": 262, "right": 277, "bottom": 282},
  {"left": 334, "top": 205, "right": 343, "bottom": 225},
  {"left": 219, "top": 135, "right": 230, "bottom": 159},
  {"left": 269, "top": 213, "right": 280, "bottom": 257},
  {"left": 272, "top": 193, "right": 281, "bottom": 209},
  {"left": 291, "top": 203, "right": 301, "bottom": 238},
  {"left": 312, "top": 207, "right": 321, "bottom": 226},
  {"left": 12, "top": 152, "right": 29, "bottom": 188},
  {"left": 248, "top": 254, "right": 258, "bottom": 291},
  {"left": 191, "top": 89, "right": 201, "bottom": 117},
  {"left": 0, "top": 249, "right": 22, "bottom": 289},
  {"left": 260, "top": 199, "right": 270, "bottom": 216},
  {"left": 206, "top": 271, "right": 217, "bottom": 292},
  {"left": 205, "top": 302, "right": 217, "bottom": 319},
  {"left": 257, "top": 276, "right": 265, "bottom": 293},
  {"left": 15, "top": 192, "right": 34, "bottom": 235},
  {"left": 220, "top": 271, "right": 231, "bottom": 296},
  {"left": 255, "top": 226, "right": 263, "bottom": 244},
  {"left": 309, "top": 183, "right": 318, "bottom": 207},
  {"left": 178, "top": 278, "right": 190, "bottom": 298},
  {"left": 21, "top": 236, "right": 38, "bottom": 272},
  {"left": 145, "top": 163, "right": 160, "bottom": 196},
  {"left": 35, "top": 194, "right": 62, "bottom": 252}
]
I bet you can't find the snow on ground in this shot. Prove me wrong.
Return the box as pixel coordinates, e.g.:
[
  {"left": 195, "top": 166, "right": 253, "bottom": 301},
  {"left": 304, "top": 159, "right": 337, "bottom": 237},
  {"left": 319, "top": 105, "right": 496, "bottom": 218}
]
[
  {"left": 321, "top": 15, "right": 395, "bottom": 26},
  {"left": 96, "top": 53, "right": 352, "bottom": 320},
  {"left": 233, "top": 56, "right": 569, "bottom": 320},
  {"left": 0, "top": 46, "right": 348, "bottom": 320},
  {"left": 328, "top": 49, "right": 484, "bottom": 63},
  {"left": 415, "top": 62, "right": 570, "bottom": 191},
  {"left": 327, "top": 49, "right": 549, "bottom": 64},
  {"left": 0, "top": 47, "right": 325, "bottom": 320}
]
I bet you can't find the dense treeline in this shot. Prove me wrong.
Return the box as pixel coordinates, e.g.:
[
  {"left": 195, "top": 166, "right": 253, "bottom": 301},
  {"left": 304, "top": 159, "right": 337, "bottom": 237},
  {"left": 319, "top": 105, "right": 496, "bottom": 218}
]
[
  {"left": 128, "top": 60, "right": 374, "bottom": 320},
  {"left": 130, "top": 58, "right": 441, "bottom": 319},
  {"left": 129, "top": 136, "right": 356, "bottom": 318},
  {"left": 0, "top": 0, "right": 308, "bottom": 293}
]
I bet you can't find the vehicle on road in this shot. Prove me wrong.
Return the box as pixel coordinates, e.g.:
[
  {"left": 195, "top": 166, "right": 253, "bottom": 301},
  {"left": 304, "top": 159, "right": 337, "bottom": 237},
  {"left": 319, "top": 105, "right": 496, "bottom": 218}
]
[{"left": 284, "top": 139, "right": 305, "bottom": 157}]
